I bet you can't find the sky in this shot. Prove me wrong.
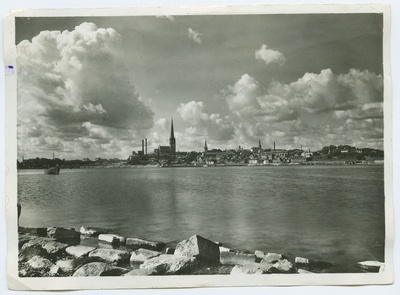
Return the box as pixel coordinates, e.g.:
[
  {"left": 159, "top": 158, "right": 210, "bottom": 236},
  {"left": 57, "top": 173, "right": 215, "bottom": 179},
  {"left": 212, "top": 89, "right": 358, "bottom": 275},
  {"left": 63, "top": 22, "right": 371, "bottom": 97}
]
[{"left": 15, "top": 13, "right": 384, "bottom": 160}]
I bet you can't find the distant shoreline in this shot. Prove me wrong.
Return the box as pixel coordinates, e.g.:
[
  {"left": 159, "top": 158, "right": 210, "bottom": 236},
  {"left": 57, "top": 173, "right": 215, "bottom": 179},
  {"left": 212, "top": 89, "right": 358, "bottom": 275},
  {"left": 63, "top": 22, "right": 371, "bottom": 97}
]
[{"left": 17, "top": 161, "right": 384, "bottom": 170}]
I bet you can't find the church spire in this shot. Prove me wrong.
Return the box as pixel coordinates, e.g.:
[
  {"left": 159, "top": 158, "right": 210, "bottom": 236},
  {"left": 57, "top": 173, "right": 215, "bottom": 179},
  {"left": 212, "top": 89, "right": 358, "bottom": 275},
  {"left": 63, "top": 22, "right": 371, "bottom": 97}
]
[
  {"left": 204, "top": 138, "right": 208, "bottom": 152},
  {"left": 169, "top": 118, "right": 176, "bottom": 157}
]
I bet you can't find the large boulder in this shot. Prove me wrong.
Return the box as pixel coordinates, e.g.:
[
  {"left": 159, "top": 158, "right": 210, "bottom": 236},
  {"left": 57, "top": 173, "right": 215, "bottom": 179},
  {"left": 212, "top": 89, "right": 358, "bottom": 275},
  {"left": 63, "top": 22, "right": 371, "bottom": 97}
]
[
  {"left": 126, "top": 237, "right": 165, "bottom": 251},
  {"left": 259, "top": 257, "right": 295, "bottom": 274},
  {"left": 220, "top": 252, "right": 256, "bottom": 265},
  {"left": 41, "top": 240, "right": 69, "bottom": 255},
  {"left": 19, "top": 243, "right": 48, "bottom": 262},
  {"left": 56, "top": 256, "right": 104, "bottom": 272},
  {"left": 98, "top": 234, "right": 126, "bottom": 245},
  {"left": 295, "top": 257, "right": 332, "bottom": 272},
  {"left": 66, "top": 245, "right": 96, "bottom": 258},
  {"left": 140, "top": 254, "right": 199, "bottom": 275},
  {"left": 260, "top": 253, "right": 287, "bottom": 264},
  {"left": 56, "top": 258, "right": 82, "bottom": 272},
  {"left": 100, "top": 267, "right": 130, "bottom": 276},
  {"left": 18, "top": 235, "right": 36, "bottom": 249},
  {"left": 268, "top": 259, "right": 295, "bottom": 273},
  {"left": 89, "top": 248, "right": 130, "bottom": 264},
  {"left": 20, "top": 237, "right": 68, "bottom": 255},
  {"left": 230, "top": 263, "right": 272, "bottom": 275},
  {"left": 355, "top": 261, "right": 384, "bottom": 273},
  {"left": 174, "top": 235, "right": 220, "bottom": 264},
  {"left": 26, "top": 255, "right": 54, "bottom": 269},
  {"left": 130, "top": 249, "right": 161, "bottom": 264},
  {"left": 47, "top": 227, "right": 80, "bottom": 242},
  {"left": 72, "top": 262, "right": 127, "bottom": 277}
]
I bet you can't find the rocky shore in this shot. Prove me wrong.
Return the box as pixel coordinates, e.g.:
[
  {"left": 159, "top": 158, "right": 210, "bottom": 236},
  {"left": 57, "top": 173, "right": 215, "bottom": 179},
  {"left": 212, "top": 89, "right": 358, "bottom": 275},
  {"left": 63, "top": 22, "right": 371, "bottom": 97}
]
[{"left": 18, "top": 226, "right": 385, "bottom": 277}]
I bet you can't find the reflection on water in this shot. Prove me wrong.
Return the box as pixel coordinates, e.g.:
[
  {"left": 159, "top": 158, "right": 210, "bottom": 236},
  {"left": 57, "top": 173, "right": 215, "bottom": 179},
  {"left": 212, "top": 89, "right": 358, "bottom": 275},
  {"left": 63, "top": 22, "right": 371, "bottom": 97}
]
[{"left": 18, "top": 165, "right": 385, "bottom": 272}]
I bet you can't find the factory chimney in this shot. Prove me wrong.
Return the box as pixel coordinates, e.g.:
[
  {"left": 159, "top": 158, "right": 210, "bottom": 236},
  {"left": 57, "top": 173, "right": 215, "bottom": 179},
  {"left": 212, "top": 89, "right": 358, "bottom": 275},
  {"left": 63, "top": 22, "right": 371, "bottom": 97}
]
[
  {"left": 145, "top": 138, "right": 148, "bottom": 155},
  {"left": 274, "top": 142, "right": 276, "bottom": 151},
  {"left": 142, "top": 139, "right": 144, "bottom": 154}
]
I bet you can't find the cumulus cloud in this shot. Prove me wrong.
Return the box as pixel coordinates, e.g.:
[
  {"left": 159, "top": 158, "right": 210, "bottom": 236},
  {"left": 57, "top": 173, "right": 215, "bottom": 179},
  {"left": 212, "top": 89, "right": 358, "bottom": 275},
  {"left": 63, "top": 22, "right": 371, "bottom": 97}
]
[
  {"left": 177, "top": 101, "right": 234, "bottom": 141},
  {"left": 255, "top": 44, "right": 286, "bottom": 66},
  {"left": 219, "top": 68, "right": 383, "bottom": 149},
  {"left": 187, "top": 28, "right": 202, "bottom": 44},
  {"left": 17, "top": 22, "right": 154, "bottom": 159}
]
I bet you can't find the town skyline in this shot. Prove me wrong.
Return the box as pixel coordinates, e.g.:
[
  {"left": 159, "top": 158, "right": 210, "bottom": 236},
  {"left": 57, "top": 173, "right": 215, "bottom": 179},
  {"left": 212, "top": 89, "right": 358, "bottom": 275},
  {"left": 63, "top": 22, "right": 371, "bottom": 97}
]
[{"left": 16, "top": 14, "right": 384, "bottom": 160}]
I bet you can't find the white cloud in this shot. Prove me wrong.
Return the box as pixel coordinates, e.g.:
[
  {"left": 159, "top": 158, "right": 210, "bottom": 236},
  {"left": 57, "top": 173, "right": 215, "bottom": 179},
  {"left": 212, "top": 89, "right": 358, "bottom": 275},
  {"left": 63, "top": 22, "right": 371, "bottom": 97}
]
[
  {"left": 177, "top": 101, "right": 234, "bottom": 142},
  {"left": 17, "top": 22, "right": 154, "bottom": 159},
  {"left": 187, "top": 28, "right": 202, "bottom": 44},
  {"left": 218, "top": 68, "right": 383, "bottom": 150},
  {"left": 255, "top": 44, "right": 286, "bottom": 66}
]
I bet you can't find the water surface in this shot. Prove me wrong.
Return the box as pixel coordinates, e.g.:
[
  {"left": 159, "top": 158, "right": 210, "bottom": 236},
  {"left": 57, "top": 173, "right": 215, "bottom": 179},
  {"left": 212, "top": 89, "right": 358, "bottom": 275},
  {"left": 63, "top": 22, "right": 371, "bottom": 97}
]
[{"left": 18, "top": 165, "right": 385, "bottom": 272}]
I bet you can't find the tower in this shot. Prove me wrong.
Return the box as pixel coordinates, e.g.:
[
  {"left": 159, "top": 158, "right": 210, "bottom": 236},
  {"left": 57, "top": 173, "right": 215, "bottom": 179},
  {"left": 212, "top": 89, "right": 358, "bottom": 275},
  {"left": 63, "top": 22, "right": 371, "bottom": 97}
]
[
  {"left": 169, "top": 118, "right": 176, "bottom": 157},
  {"left": 259, "top": 139, "right": 262, "bottom": 151},
  {"left": 204, "top": 139, "right": 208, "bottom": 152}
]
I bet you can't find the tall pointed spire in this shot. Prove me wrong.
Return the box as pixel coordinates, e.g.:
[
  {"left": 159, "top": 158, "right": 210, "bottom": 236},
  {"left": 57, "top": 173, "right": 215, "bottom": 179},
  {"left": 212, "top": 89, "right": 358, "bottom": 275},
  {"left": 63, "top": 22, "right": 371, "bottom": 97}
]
[
  {"left": 204, "top": 138, "right": 208, "bottom": 152},
  {"left": 169, "top": 117, "right": 176, "bottom": 157}
]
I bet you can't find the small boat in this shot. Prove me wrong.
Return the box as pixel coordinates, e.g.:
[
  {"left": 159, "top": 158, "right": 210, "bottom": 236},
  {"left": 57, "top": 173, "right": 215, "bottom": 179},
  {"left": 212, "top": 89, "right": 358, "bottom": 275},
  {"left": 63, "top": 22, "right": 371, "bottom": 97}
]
[
  {"left": 44, "top": 151, "right": 60, "bottom": 174},
  {"left": 44, "top": 166, "right": 60, "bottom": 174}
]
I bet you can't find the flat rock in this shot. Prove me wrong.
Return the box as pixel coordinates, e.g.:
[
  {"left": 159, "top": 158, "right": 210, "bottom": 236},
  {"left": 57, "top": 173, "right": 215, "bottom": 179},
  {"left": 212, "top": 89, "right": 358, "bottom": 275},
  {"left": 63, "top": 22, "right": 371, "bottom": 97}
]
[
  {"left": 220, "top": 252, "right": 256, "bottom": 265},
  {"left": 47, "top": 227, "right": 80, "bottom": 242},
  {"left": 26, "top": 255, "right": 54, "bottom": 269},
  {"left": 66, "top": 245, "right": 96, "bottom": 258},
  {"left": 56, "top": 258, "right": 82, "bottom": 272},
  {"left": 19, "top": 243, "right": 48, "bottom": 262},
  {"left": 356, "top": 261, "right": 384, "bottom": 273},
  {"left": 41, "top": 240, "right": 69, "bottom": 255},
  {"left": 56, "top": 256, "right": 104, "bottom": 272},
  {"left": 219, "top": 246, "right": 231, "bottom": 253},
  {"left": 261, "top": 259, "right": 295, "bottom": 273},
  {"left": 140, "top": 254, "right": 199, "bottom": 275},
  {"left": 130, "top": 248, "right": 161, "bottom": 264},
  {"left": 174, "top": 235, "right": 220, "bottom": 264},
  {"left": 21, "top": 237, "right": 69, "bottom": 255},
  {"left": 73, "top": 262, "right": 122, "bottom": 277},
  {"left": 230, "top": 263, "right": 271, "bottom": 275},
  {"left": 261, "top": 253, "right": 287, "bottom": 264},
  {"left": 98, "top": 234, "right": 126, "bottom": 245},
  {"left": 89, "top": 248, "right": 130, "bottom": 264},
  {"left": 126, "top": 237, "right": 165, "bottom": 251},
  {"left": 295, "top": 257, "right": 332, "bottom": 272}
]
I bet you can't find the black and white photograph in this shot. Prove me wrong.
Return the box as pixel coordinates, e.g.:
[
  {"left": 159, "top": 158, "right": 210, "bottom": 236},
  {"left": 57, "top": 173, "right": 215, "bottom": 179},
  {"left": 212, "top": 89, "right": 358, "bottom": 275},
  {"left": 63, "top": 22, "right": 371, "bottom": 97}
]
[{"left": 4, "top": 4, "right": 393, "bottom": 290}]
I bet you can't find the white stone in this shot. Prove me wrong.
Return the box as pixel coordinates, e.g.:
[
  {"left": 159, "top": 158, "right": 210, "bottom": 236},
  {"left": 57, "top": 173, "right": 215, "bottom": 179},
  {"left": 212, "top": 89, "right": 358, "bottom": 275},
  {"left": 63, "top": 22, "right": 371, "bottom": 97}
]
[
  {"left": 89, "top": 248, "right": 130, "bottom": 264},
  {"left": 140, "top": 254, "right": 198, "bottom": 275},
  {"left": 27, "top": 256, "right": 54, "bottom": 269},
  {"left": 66, "top": 245, "right": 96, "bottom": 258},
  {"left": 98, "top": 234, "right": 126, "bottom": 244}
]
